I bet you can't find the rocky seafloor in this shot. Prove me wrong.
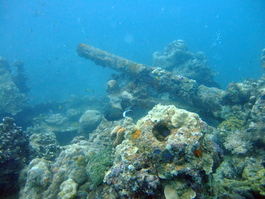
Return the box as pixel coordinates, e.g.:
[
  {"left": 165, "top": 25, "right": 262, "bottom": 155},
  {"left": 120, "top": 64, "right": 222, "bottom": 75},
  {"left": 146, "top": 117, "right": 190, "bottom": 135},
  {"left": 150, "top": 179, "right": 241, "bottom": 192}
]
[{"left": 1, "top": 43, "right": 265, "bottom": 199}]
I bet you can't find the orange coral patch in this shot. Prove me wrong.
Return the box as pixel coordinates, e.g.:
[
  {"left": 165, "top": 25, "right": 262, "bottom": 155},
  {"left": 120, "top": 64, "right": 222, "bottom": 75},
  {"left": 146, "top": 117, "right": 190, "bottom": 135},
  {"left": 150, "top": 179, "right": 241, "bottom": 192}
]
[
  {"left": 133, "top": 129, "right": 141, "bottom": 139},
  {"left": 194, "top": 149, "right": 203, "bottom": 157},
  {"left": 117, "top": 127, "right": 126, "bottom": 134}
]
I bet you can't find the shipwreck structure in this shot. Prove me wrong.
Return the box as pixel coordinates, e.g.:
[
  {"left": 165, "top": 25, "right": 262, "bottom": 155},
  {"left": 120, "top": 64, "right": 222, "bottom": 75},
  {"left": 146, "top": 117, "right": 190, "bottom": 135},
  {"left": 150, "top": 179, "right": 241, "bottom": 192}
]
[{"left": 77, "top": 42, "right": 225, "bottom": 120}]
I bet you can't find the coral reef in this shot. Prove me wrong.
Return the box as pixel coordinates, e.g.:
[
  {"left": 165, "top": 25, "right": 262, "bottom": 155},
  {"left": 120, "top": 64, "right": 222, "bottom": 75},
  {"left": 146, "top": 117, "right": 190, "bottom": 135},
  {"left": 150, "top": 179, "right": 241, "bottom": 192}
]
[
  {"left": 104, "top": 104, "right": 222, "bottom": 198},
  {"left": 152, "top": 40, "right": 220, "bottom": 87},
  {"left": 152, "top": 40, "right": 191, "bottom": 69},
  {"left": 78, "top": 109, "right": 102, "bottom": 136},
  {"left": 0, "top": 117, "right": 30, "bottom": 197},
  {"left": 18, "top": 92, "right": 265, "bottom": 199},
  {"left": 45, "top": 113, "right": 66, "bottom": 125},
  {"left": 12, "top": 61, "right": 30, "bottom": 94},
  {"left": 0, "top": 57, "right": 28, "bottom": 115},
  {"left": 213, "top": 74, "right": 265, "bottom": 197},
  {"left": 5, "top": 44, "right": 265, "bottom": 199},
  {"left": 86, "top": 146, "right": 113, "bottom": 189},
  {"left": 223, "top": 130, "right": 252, "bottom": 155},
  {"left": 58, "top": 178, "right": 78, "bottom": 199},
  {"left": 106, "top": 79, "right": 120, "bottom": 94},
  {"left": 222, "top": 79, "right": 259, "bottom": 105},
  {"left": 19, "top": 116, "right": 134, "bottom": 199},
  {"left": 20, "top": 138, "right": 92, "bottom": 199},
  {"left": 214, "top": 156, "right": 265, "bottom": 198},
  {"left": 29, "top": 131, "right": 61, "bottom": 161},
  {"left": 110, "top": 125, "right": 126, "bottom": 146}
]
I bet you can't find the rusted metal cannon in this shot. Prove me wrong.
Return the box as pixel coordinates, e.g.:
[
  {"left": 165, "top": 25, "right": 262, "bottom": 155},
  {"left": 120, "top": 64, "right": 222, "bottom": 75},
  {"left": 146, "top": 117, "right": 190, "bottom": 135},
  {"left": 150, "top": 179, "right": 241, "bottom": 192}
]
[{"left": 77, "top": 43, "right": 224, "bottom": 118}]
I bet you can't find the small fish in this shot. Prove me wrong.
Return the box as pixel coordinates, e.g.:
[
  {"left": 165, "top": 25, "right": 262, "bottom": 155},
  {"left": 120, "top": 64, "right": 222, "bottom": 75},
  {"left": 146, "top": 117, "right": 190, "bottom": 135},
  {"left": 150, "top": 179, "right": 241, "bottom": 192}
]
[
  {"left": 86, "top": 89, "right": 96, "bottom": 92},
  {"left": 58, "top": 105, "right": 62, "bottom": 109},
  {"left": 155, "top": 76, "right": 160, "bottom": 80}
]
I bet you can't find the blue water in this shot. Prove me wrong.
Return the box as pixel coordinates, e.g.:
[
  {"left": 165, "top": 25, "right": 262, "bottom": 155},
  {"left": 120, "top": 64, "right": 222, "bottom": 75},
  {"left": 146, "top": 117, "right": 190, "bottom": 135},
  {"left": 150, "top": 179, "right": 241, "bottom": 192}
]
[{"left": 1, "top": 0, "right": 265, "bottom": 104}]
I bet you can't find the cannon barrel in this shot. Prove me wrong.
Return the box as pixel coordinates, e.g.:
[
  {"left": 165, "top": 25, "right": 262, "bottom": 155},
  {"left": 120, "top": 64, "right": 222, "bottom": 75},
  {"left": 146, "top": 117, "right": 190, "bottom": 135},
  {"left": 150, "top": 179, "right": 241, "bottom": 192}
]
[{"left": 76, "top": 43, "right": 224, "bottom": 117}]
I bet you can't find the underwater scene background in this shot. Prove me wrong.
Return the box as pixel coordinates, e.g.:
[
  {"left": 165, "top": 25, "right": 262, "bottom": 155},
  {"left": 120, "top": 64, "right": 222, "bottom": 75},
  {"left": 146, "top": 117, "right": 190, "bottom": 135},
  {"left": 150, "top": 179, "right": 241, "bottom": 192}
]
[
  {"left": 1, "top": 0, "right": 265, "bottom": 104},
  {"left": 1, "top": 0, "right": 265, "bottom": 198}
]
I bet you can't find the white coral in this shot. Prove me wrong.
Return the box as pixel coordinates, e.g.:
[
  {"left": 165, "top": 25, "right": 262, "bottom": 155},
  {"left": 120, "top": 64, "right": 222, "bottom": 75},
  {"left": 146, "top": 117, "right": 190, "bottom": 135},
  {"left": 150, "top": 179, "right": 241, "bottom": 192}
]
[
  {"left": 45, "top": 113, "right": 66, "bottom": 125},
  {"left": 224, "top": 131, "right": 251, "bottom": 154}
]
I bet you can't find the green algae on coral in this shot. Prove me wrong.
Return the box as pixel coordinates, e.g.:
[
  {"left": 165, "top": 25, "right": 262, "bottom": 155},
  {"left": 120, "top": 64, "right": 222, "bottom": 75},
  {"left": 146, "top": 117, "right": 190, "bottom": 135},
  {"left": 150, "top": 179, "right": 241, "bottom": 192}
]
[{"left": 86, "top": 146, "right": 114, "bottom": 188}]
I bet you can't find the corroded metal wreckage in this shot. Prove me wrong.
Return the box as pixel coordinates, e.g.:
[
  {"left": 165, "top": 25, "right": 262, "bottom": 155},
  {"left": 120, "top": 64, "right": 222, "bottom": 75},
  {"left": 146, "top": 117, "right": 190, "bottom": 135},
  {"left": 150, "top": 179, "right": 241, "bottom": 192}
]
[{"left": 77, "top": 43, "right": 224, "bottom": 118}]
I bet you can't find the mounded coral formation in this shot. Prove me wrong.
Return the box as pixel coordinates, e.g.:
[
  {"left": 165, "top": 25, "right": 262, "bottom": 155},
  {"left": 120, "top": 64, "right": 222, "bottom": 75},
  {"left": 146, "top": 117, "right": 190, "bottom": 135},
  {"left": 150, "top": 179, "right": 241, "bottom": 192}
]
[
  {"left": 0, "top": 57, "right": 28, "bottom": 115},
  {"left": 29, "top": 131, "right": 61, "bottom": 161},
  {"left": 0, "top": 117, "right": 30, "bottom": 197},
  {"left": 20, "top": 158, "right": 53, "bottom": 199},
  {"left": 152, "top": 40, "right": 220, "bottom": 87},
  {"left": 78, "top": 109, "right": 102, "bottom": 136},
  {"left": 58, "top": 178, "right": 78, "bottom": 199},
  {"left": 104, "top": 104, "right": 222, "bottom": 198},
  {"left": 45, "top": 113, "right": 66, "bottom": 125},
  {"left": 19, "top": 117, "right": 134, "bottom": 199},
  {"left": 20, "top": 139, "right": 92, "bottom": 199}
]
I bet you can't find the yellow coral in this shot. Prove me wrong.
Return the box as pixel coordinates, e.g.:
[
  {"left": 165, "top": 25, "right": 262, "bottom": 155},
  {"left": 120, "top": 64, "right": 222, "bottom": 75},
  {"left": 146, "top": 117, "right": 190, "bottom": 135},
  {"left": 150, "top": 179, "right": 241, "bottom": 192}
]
[
  {"left": 132, "top": 129, "right": 141, "bottom": 140},
  {"left": 218, "top": 116, "right": 244, "bottom": 131},
  {"left": 110, "top": 126, "right": 126, "bottom": 146},
  {"left": 113, "top": 128, "right": 126, "bottom": 146},
  {"left": 110, "top": 126, "right": 122, "bottom": 139}
]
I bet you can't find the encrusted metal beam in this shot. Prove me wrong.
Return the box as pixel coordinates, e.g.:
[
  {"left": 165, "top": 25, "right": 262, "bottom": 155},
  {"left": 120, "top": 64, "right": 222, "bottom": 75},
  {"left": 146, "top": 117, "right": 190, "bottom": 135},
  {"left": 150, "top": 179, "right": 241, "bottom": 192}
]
[
  {"left": 77, "top": 43, "right": 224, "bottom": 116},
  {"left": 77, "top": 43, "right": 154, "bottom": 77}
]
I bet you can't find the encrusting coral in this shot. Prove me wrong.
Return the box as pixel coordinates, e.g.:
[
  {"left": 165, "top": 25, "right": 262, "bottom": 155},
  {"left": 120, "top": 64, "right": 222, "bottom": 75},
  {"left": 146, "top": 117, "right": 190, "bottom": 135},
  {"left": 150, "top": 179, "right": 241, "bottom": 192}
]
[{"left": 104, "top": 104, "right": 222, "bottom": 198}]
